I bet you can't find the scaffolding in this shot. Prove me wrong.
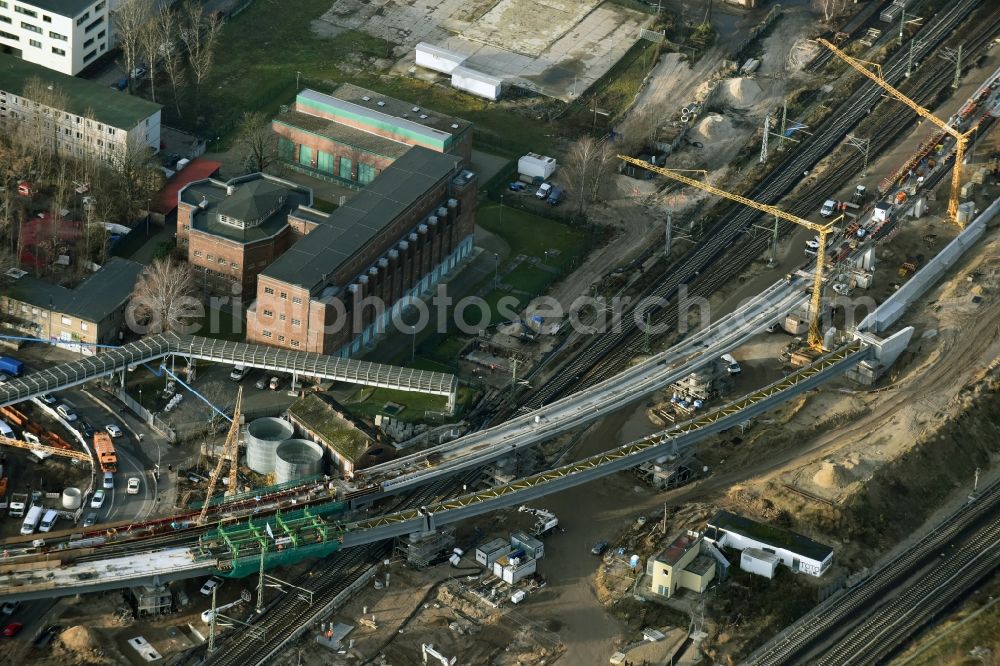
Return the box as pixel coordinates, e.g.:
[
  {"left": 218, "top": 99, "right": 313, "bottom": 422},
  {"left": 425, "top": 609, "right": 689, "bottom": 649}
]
[
  {"left": 397, "top": 526, "right": 456, "bottom": 568},
  {"left": 128, "top": 584, "right": 173, "bottom": 617}
]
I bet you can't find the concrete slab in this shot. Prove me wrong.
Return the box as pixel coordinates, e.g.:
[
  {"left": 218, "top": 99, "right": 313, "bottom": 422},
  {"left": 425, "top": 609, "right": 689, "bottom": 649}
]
[{"left": 319, "top": 0, "right": 651, "bottom": 101}]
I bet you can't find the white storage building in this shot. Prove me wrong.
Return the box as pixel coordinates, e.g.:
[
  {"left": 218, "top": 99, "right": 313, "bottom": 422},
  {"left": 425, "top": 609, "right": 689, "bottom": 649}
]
[
  {"left": 493, "top": 554, "right": 536, "bottom": 585},
  {"left": 475, "top": 538, "right": 511, "bottom": 567},
  {"left": 740, "top": 548, "right": 779, "bottom": 579},
  {"left": 705, "top": 510, "right": 834, "bottom": 578},
  {"left": 518, "top": 153, "right": 557, "bottom": 180},
  {"left": 511, "top": 530, "right": 545, "bottom": 560},
  {"left": 415, "top": 42, "right": 467, "bottom": 75},
  {"left": 451, "top": 66, "right": 503, "bottom": 101}
]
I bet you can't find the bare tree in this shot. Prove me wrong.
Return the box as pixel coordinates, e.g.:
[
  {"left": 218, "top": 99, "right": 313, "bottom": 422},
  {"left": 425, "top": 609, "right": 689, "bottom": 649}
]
[
  {"left": 18, "top": 77, "right": 70, "bottom": 178},
  {"left": 813, "top": 0, "right": 850, "bottom": 22},
  {"left": 179, "top": 0, "right": 222, "bottom": 114},
  {"left": 235, "top": 111, "right": 276, "bottom": 173},
  {"left": 617, "top": 108, "right": 660, "bottom": 157},
  {"left": 108, "top": 135, "right": 165, "bottom": 223},
  {"left": 113, "top": 0, "right": 154, "bottom": 93},
  {"left": 152, "top": 8, "right": 184, "bottom": 116},
  {"left": 129, "top": 257, "right": 198, "bottom": 334},
  {"left": 561, "top": 136, "right": 614, "bottom": 216}
]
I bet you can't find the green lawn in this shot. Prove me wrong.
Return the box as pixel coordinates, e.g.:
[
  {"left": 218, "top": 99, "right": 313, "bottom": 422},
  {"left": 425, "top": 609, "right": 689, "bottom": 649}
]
[
  {"left": 194, "top": 308, "right": 244, "bottom": 342},
  {"left": 345, "top": 385, "right": 477, "bottom": 423},
  {"left": 163, "top": 0, "right": 553, "bottom": 152},
  {"left": 478, "top": 204, "right": 590, "bottom": 271}
]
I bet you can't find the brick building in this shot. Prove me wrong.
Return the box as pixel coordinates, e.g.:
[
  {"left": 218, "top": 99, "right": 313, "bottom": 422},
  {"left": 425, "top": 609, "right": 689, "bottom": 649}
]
[
  {"left": 247, "top": 147, "right": 477, "bottom": 356},
  {"left": 272, "top": 85, "right": 472, "bottom": 187},
  {"left": 175, "top": 173, "right": 316, "bottom": 299}
]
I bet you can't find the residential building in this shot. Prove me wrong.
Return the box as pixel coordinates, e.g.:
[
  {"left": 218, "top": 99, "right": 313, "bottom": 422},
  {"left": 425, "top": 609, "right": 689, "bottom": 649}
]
[
  {"left": 175, "top": 172, "right": 314, "bottom": 299},
  {"left": 0, "top": 54, "right": 161, "bottom": 160},
  {"left": 0, "top": 0, "right": 111, "bottom": 75},
  {"left": 704, "top": 510, "right": 834, "bottom": 577},
  {"left": 273, "top": 85, "right": 472, "bottom": 186},
  {"left": 286, "top": 391, "right": 375, "bottom": 478},
  {"left": 247, "top": 147, "right": 476, "bottom": 356},
  {"left": 0, "top": 257, "right": 145, "bottom": 352},
  {"left": 647, "top": 532, "right": 717, "bottom": 598}
]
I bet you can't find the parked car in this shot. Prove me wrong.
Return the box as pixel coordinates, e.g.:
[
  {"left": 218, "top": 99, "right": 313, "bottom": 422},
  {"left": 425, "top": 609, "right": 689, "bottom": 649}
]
[
  {"left": 111, "top": 77, "right": 128, "bottom": 91},
  {"left": 105, "top": 424, "right": 123, "bottom": 438},
  {"left": 546, "top": 186, "right": 564, "bottom": 206},
  {"left": 229, "top": 365, "right": 247, "bottom": 382},
  {"left": 0, "top": 602, "right": 17, "bottom": 615},
  {"left": 33, "top": 624, "right": 62, "bottom": 648},
  {"left": 535, "top": 182, "right": 552, "bottom": 200},
  {"left": 255, "top": 376, "right": 268, "bottom": 390},
  {"left": 127, "top": 477, "right": 140, "bottom": 495},
  {"left": 591, "top": 541, "right": 608, "bottom": 556},
  {"left": 90, "top": 490, "right": 106, "bottom": 509},
  {"left": 2, "top": 622, "right": 23, "bottom": 637},
  {"left": 102, "top": 472, "right": 114, "bottom": 489},
  {"left": 82, "top": 512, "right": 98, "bottom": 528},
  {"left": 130, "top": 65, "right": 147, "bottom": 79},
  {"left": 820, "top": 199, "right": 837, "bottom": 217},
  {"left": 721, "top": 353, "right": 742, "bottom": 375},
  {"left": 508, "top": 181, "right": 526, "bottom": 192},
  {"left": 56, "top": 404, "right": 78, "bottom": 421},
  {"left": 0, "top": 373, "right": 8, "bottom": 383},
  {"left": 268, "top": 376, "right": 281, "bottom": 391},
  {"left": 39, "top": 393, "right": 57, "bottom": 405},
  {"left": 199, "top": 576, "right": 223, "bottom": 596},
  {"left": 79, "top": 421, "right": 95, "bottom": 438}
]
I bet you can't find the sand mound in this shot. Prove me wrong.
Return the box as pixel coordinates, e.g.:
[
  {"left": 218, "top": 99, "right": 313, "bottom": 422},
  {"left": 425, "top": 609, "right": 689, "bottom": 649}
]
[
  {"left": 722, "top": 77, "right": 763, "bottom": 108},
  {"left": 693, "top": 113, "right": 735, "bottom": 142},
  {"left": 56, "top": 625, "right": 105, "bottom": 664},
  {"left": 813, "top": 461, "right": 849, "bottom": 489}
]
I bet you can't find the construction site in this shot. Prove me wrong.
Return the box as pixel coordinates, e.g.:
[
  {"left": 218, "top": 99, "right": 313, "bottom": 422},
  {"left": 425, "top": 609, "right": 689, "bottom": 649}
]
[{"left": 1, "top": 0, "right": 1000, "bottom": 664}]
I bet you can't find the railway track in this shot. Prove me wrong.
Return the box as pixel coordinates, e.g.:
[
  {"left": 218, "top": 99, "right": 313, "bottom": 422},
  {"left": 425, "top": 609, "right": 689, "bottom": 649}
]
[
  {"left": 506, "top": 0, "right": 986, "bottom": 418},
  {"left": 743, "top": 479, "right": 1000, "bottom": 665},
  {"left": 200, "top": 472, "right": 474, "bottom": 666}
]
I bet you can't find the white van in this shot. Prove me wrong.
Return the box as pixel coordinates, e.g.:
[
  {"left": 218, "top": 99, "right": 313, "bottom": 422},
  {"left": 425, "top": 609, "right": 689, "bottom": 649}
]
[
  {"left": 38, "top": 509, "right": 59, "bottom": 532},
  {"left": 21, "top": 504, "right": 43, "bottom": 535},
  {"left": 721, "top": 354, "right": 742, "bottom": 375}
]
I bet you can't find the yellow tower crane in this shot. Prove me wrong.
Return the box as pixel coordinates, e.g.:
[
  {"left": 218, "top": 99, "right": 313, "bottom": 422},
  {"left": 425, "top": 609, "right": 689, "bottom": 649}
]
[
  {"left": 818, "top": 38, "right": 976, "bottom": 226},
  {"left": 617, "top": 155, "right": 835, "bottom": 351},
  {"left": 0, "top": 435, "right": 92, "bottom": 463},
  {"left": 197, "top": 386, "right": 243, "bottom": 525}
]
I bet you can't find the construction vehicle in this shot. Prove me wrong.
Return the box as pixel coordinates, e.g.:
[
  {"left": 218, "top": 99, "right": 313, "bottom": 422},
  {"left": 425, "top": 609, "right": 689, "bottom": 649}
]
[
  {"left": 1, "top": 434, "right": 91, "bottom": 464},
  {"left": 819, "top": 38, "right": 977, "bottom": 227},
  {"left": 898, "top": 256, "right": 923, "bottom": 278},
  {"left": 422, "top": 643, "right": 456, "bottom": 666},
  {"left": 197, "top": 386, "right": 243, "bottom": 525},
  {"left": 618, "top": 155, "right": 837, "bottom": 351},
  {"left": 518, "top": 505, "right": 559, "bottom": 536}
]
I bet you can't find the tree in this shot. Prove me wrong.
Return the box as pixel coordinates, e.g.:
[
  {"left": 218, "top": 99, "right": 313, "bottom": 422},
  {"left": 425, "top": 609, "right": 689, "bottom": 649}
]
[
  {"left": 561, "top": 136, "right": 614, "bottom": 216},
  {"left": 235, "top": 111, "right": 276, "bottom": 173},
  {"left": 179, "top": 0, "right": 222, "bottom": 115},
  {"left": 129, "top": 257, "right": 198, "bottom": 334},
  {"left": 18, "top": 77, "right": 70, "bottom": 178},
  {"left": 113, "top": 0, "right": 153, "bottom": 94},
  {"left": 108, "top": 135, "right": 165, "bottom": 223},
  {"left": 813, "top": 0, "right": 850, "bottom": 22}
]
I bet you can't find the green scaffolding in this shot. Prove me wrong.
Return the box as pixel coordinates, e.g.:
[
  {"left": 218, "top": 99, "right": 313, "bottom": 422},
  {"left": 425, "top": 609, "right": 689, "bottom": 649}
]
[{"left": 199, "top": 501, "right": 348, "bottom": 578}]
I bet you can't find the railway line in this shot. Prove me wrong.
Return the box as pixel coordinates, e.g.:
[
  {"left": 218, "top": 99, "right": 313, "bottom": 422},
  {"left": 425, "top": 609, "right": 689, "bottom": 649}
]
[
  {"left": 743, "top": 478, "right": 1000, "bottom": 665},
  {"left": 511, "top": 0, "right": 985, "bottom": 417}
]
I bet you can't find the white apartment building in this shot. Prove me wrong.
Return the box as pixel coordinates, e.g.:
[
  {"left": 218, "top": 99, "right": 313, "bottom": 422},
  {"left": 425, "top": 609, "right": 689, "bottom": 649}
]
[
  {"left": 0, "top": 54, "right": 160, "bottom": 159},
  {"left": 0, "top": 0, "right": 111, "bottom": 75}
]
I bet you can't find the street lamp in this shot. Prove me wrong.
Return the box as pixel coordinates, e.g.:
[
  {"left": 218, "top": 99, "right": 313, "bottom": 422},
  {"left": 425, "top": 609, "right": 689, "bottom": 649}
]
[
  {"left": 410, "top": 325, "right": 416, "bottom": 364},
  {"left": 138, "top": 386, "right": 142, "bottom": 408},
  {"left": 493, "top": 253, "right": 499, "bottom": 288},
  {"left": 499, "top": 193, "right": 504, "bottom": 227}
]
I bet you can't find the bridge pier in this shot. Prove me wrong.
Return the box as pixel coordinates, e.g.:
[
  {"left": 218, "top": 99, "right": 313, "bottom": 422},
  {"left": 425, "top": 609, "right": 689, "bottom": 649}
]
[
  {"left": 446, "top": 391, "right": 456, "bottom": 415},
  {"left": 848, "top": 327, "right": 914, "bottom": 386}
]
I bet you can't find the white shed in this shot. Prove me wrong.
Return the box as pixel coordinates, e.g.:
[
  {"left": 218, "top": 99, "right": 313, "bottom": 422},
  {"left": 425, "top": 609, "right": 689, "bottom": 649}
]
[
  {"left": 415, "top": 42, "right": 467, "bottom": 75},
  {"left": 517, "top": 153, "right": 557, "bottom": 180},
  {"left": 452, "top": 66, "right": 503, "bottom": 101},
  {"left": 740, "top": 548, "right": 779, "bottom": 579}
]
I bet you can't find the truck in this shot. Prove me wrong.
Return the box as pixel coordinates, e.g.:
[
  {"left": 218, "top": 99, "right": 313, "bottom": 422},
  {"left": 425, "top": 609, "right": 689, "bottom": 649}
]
[
  {"left": 93, "top": 432, "right": 117, "bottom": 473},
  {"left": 8, "top": 492, "right": 28, "bottom": 518},
  {"left": 21, "top": 504, "right": 43, "bottom": 535},
  {"left": 0, "top": 356, "right": 24, "bottom": 377}
]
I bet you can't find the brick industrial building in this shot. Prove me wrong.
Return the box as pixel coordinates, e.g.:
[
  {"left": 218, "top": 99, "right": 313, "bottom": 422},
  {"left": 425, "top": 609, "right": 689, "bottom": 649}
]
[
  {"left": 272, "top": 84, "right": 472, "bottom": 187},
  {"left": 175, "top": 173, "right": 317, "bottom": 298},
  {"left": 246, "top": 147, "right": 477, "bottom": 356}
]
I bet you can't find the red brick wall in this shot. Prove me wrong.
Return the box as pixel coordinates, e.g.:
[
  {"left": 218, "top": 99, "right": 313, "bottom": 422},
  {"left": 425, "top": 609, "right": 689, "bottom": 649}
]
[{"left": 187, "top": 226, "right": 292, "bottom": 295}]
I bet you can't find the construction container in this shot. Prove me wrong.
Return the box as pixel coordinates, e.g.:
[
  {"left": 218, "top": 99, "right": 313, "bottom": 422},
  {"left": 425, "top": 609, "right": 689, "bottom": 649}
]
[
  {"left": 511, "top": 590, "right": 526, "bottom": 604},
  {"left": 741, "top": 548, "right": 779, "bottom": 578},
  {"left": 246, "top": 417, "right": 294, "bottom": 474},
  {"left": 451, "top": 66, "right": 502, "bottom": 100},
  {"left": 415, "top": 42, "right": 467, "bottom": 74},
  {"left": 274, "top": 438, "right": 324, "bottom": 484},
  {"left": 61, "top": 487, "right": 81, "bottom": 510},
  {"left": 517, "top": 153, "right": 557, "bottom": 180}
]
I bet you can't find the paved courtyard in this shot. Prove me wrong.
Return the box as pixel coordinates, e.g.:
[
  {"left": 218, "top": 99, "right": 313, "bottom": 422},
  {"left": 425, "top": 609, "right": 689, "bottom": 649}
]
[{"left": 318, "top": 0, "right": 651, "bottom": 100}]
